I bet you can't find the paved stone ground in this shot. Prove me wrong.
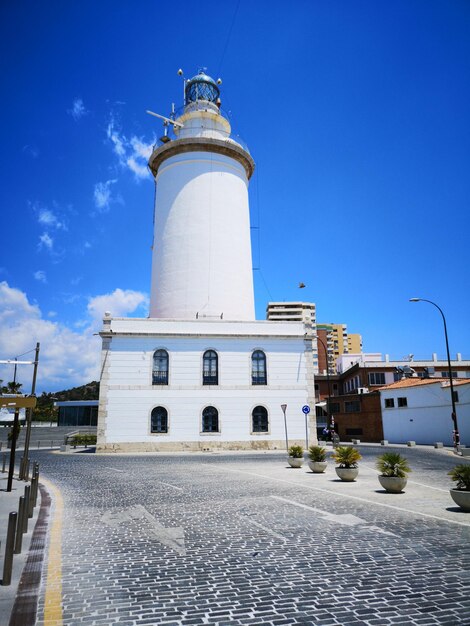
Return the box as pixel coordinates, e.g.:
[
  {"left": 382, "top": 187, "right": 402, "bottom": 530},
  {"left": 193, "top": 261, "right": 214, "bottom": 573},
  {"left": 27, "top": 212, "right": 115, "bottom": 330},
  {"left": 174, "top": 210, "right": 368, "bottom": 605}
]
[{"left": 32, "top": 446, "right": 470, "bottom": 625}]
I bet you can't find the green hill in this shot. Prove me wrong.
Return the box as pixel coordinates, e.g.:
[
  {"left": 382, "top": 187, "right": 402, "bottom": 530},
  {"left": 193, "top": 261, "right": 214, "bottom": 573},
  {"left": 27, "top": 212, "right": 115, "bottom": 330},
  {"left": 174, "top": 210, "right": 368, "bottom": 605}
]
[{"left": 34, "top": 381, "right": 100, "bottom": 421}]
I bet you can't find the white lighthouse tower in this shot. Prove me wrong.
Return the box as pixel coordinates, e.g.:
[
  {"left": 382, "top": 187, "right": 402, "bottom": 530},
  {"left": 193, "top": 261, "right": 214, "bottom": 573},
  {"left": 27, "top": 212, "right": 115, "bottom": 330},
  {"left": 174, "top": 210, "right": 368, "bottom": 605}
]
[
  {"left": 96, "top": 70, "right": 315, "bottom": 453},
  {"left": 149, "top": 71, "right": 255, "bottom": 321}
]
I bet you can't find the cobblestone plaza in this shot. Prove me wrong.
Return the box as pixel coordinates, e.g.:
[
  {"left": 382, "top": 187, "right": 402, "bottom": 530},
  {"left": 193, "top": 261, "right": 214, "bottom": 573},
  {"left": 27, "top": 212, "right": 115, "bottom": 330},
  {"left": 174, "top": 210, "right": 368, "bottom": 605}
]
[{"left": 26, "top": 446, "right": 470, "bottom": 624}]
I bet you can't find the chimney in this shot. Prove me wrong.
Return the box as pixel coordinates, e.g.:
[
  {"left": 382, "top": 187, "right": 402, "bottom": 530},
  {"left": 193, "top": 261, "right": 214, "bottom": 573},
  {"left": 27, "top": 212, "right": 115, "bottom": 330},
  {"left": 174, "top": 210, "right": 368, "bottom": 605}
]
[{"left": 432, "top": 353, "right": 438, "bottom": 362}]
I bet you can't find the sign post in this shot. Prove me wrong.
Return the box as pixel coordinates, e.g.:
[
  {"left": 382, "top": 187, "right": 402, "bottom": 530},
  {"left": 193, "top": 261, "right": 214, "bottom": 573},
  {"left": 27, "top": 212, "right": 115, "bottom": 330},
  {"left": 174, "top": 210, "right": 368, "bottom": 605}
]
[
  {"left": 1, "top": 396, "right": 37, "bottom": 492},
  {"left": 302, "top": 405, "right": 310, "bottom": 450},
  {"left": 281, "top": 404, "right": 288, "bottom": 454}
]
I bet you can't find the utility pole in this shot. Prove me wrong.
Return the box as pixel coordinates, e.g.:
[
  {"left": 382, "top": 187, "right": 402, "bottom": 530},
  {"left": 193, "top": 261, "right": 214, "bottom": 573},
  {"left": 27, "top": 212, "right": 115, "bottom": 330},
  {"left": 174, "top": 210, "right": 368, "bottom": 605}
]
[
  {"left": 20, "top": 342, "right": 40, "bottom": 480},
  {"left": 6, "top": 409, "right": 20, "bottom": 492}
]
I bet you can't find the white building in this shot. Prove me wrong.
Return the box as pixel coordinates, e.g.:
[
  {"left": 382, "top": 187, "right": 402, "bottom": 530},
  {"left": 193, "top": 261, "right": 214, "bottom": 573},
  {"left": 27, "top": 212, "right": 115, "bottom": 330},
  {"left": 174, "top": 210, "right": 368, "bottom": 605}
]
[
  {"left": 379, "top": 378, "right": 470, "bottom": 446},
  {"left": 266, "top": 302, "right": 318, "bottom": 372},
  {"left": 97, "top": 71, "right": 315, "bottom": 452}
]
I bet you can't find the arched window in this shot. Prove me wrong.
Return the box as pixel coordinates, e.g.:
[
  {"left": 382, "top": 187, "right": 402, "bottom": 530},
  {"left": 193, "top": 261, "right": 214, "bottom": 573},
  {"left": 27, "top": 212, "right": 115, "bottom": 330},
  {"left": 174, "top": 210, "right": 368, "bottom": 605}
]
[
  {"left": 202, "top": 406, "right": 219, "bottom": 432},
  {"left": 153, "top": 349, "right": 168, "bottom": 385},
  {"left": 151, "top": 406, "right": 168, "bottom": 433},
  {"left": 252, "top": 406, "right": 269, "bottom": 433},
  {"left": 251, "top": 350, "right": 267, "bottom": 385},
  {"left": 203, "top": 350, "right": 218, "bottom": 385}
]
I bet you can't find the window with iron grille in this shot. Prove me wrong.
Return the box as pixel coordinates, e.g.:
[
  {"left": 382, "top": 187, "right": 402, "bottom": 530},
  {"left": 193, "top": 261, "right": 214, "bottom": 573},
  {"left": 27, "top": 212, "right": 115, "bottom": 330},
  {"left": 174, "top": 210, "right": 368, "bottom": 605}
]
[
  {"left": 202, "top": 406, "right": 219, "bottom": 432},
  {"left": 252, "top": 406, "right": 268, "bottom": 432},
  {"left": 397, "top": 397, "right": 408, "bottom": 407},
  {"left": 203, "top": 350, "right": 218, "bottom": 385},
  {"left": 151, "top": 406, "right": 168, "bottom": 433},
  {"left": 251, "top": 350, "right": 267, "bottom": 385},
  {"left": 385, "top": 398, "right": 395, "bottom": 408},
  {"left": 152, "top": 350, "right": 168, "bottom": 385}
]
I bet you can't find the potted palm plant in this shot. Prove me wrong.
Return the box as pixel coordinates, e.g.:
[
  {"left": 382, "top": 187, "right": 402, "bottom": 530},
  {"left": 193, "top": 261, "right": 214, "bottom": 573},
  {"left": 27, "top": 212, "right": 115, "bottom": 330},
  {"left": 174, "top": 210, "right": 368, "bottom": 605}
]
[
  {"left": 448, "top": 464, "right": 470, "bottom": 511},
  {"left": 332, "top": 446, "right": 361, "bottom": 481},
  {"left": 287, "top": 445, "right": 304, "bottom": 468},
  {"left": 376, "top": 452, "right": 411, "bottom": 493},
  {"left": 308, "top": 445, "right": 327, "bottom": 473}
]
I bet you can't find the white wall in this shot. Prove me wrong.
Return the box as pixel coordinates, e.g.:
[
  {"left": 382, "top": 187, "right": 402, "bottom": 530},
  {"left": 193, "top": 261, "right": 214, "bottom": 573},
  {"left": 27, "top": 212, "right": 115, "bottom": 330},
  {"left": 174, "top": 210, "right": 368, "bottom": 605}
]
[
  {"left": 149, "top": 151, "right": 255, "bottom": 321},
  {"left": 381, "top": 382, "right": 470, "bottom": 445},
  {"left": 99, "top": 319, "right": 312, "bottom": 446}
]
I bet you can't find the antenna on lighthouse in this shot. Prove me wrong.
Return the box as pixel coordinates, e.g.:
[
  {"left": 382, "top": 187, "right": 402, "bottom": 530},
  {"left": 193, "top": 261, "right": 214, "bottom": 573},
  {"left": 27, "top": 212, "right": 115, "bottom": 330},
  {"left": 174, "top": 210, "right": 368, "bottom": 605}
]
[
  {"left": 146, "top": 110, "right": 183, "bottom": 128},
  {"left": 177, "top": 68, "right": 187, "bottom": 104}
]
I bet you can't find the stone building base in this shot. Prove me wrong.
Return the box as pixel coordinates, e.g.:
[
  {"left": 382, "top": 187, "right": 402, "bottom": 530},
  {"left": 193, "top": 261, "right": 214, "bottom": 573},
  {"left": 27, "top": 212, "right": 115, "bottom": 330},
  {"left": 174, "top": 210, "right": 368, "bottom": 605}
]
[{"left": 95, "top": 439, "right": 305, "bottom": 454}]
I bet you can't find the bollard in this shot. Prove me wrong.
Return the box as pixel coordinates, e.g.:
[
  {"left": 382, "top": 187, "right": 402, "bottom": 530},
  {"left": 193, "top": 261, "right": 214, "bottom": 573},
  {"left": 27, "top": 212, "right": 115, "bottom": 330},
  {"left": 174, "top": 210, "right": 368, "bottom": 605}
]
[
  {"left": 23, "top": 486, "right": 30, "bottom": 530},
  {"left": 14, "top": 497, "right": 25, "bottom": 554},
  {"left": 51, "top": 440, "right": 53, "bottom": 449},
  {"left": 37, "top": 441, "right": 40, "bottom": 449},
  {"left": 2, "top": 512, "right": 18, "bottom": 584},
  {"left": 2, "top": 512, "right": 18, "bottom": 586},
  {"left": 0, "top": 441, "right": 2, "bottom": 451},
  {"left": 31, "top": 475, "right": 37, "bottom": 508},
  {"left": 2, "top": 454, "right": 5, "bottom": 473},
  {"left": 25, "top": 458, "right": 30, "bottom": 482},
  {"left": 28, "top": 480, "right": 35, "bottom": 517}
]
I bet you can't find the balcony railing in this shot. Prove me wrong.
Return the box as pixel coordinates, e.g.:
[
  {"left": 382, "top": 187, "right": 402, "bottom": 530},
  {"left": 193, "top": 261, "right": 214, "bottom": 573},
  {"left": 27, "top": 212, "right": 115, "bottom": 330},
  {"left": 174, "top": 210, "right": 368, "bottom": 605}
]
[{"left": 152, "top": 371, "right": 168, "bottom": 385}]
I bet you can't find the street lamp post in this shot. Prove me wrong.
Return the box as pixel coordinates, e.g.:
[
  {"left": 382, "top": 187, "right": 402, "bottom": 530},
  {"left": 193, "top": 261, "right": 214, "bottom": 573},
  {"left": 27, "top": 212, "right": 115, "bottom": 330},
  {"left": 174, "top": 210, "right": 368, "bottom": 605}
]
[{"left": 409, "top": 298, "right": 460, "bottom": 447}]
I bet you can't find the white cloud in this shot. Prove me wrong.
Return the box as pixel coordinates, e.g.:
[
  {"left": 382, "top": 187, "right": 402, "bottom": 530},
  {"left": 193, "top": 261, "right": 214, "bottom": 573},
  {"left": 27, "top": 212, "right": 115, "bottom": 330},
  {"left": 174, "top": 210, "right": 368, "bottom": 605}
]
[
  {"left": 126, "top": 157, "right": 149, "bottom": 179},
  {"left": 106, "top": 115, "right": 155, "bottom": 180},
  {"left": 93, "top": 179, "right": 118, "bottom": 212},
  {"left": 130, "top": 137, "right": 153, "bottom": 160},
  {"left": 0, "top": 282, "right": 148, "bottom": 392},
  {"left": 22, "top": 144, "right": 39, "bottom": 158},
  {"left": 106, "top": 117, "right": 126, "bottom": 158},
  {"left": 68, "top": 98, "right": 88, "bottom": 121},
  {"left": 38, "top": 232, "right": 53, "bottom": 251},
  {"left": 87, "top": 288, "right": 148, "bottom": 326},
  {"left": 37, "top": 208, "right": 67, "bottom": 230},
  {"left": 33, "top": 270, "right": 47, "bottom": 283}
]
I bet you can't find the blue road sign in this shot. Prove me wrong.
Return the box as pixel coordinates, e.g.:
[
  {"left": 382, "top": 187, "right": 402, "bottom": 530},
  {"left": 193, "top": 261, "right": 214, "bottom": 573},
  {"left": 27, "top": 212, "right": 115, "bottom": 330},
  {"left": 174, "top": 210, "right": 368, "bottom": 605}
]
[{"left": 302, "top": 405, "right": 310, "bottom": 414}]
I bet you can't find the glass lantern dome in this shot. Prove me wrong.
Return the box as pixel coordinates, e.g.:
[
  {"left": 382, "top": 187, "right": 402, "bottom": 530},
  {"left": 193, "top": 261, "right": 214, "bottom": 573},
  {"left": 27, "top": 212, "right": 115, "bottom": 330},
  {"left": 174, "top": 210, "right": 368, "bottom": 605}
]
[{"left": 185, "top": 71, "right": 220, "bottom": 104}]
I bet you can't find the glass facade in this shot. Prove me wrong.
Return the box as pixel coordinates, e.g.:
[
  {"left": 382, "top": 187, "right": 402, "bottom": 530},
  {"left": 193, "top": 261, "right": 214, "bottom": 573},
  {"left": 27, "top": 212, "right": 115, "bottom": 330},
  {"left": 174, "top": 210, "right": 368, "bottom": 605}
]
[{"left": 58, "top": 404, "right": 98, "bottom": 427}]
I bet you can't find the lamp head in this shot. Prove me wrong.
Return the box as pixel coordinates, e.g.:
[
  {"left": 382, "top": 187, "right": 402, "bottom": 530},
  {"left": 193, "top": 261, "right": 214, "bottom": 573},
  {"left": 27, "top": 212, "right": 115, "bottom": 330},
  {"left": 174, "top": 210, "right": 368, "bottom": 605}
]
[{"left": 409, "top": 298, "right": 421, "bottom": 302}]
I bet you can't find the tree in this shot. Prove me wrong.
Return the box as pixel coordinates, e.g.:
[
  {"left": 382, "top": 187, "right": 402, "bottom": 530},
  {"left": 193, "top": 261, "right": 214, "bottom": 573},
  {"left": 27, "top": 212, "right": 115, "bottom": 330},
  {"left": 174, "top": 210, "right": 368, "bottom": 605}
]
[{"left": 1, "top": 381, "right": 23, "bottom": 394}]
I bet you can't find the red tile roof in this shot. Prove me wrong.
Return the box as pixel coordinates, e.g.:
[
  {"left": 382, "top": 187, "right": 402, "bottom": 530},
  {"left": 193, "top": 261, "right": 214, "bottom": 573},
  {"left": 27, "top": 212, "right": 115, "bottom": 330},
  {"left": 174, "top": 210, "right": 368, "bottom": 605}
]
[{"left": 378, "top": 377, "right": 470, "bottom": 390}]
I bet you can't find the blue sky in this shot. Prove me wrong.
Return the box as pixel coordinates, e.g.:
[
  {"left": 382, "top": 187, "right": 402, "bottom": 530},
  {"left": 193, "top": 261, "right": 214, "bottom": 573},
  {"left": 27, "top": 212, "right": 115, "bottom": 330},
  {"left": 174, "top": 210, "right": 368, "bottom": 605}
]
[{"left": 1, "top": 0, "right": 469, "bottom": 393}]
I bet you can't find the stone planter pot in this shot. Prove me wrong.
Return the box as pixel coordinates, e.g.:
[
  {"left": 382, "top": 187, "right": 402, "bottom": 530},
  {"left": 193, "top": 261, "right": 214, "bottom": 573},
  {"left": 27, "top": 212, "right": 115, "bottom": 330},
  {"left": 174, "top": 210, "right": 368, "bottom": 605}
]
[
  {"left": 308, "top": 460, "right": 327, "bottom": 473},
  {"left": 287, "top": 457, "right": 303, "bottom": 468},
  {"left": 335, "top": 467, "right": 358, "bottom": 482},
  {"left": 378, "top": 475, "right": 407, "bottom": 493},
  {"left": 450, "top": 489, "right": 470, "bottom": 512}
]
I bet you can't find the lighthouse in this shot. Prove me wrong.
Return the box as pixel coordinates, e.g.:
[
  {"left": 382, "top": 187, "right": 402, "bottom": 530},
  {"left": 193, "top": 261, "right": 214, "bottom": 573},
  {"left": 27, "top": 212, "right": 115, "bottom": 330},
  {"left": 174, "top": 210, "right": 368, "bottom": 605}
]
[
  {"left": 96, "top": 70, "right": 315, "bottom": 453},
  {"left": 148, "top": 71, "right": 255, "bottom": 321}
]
